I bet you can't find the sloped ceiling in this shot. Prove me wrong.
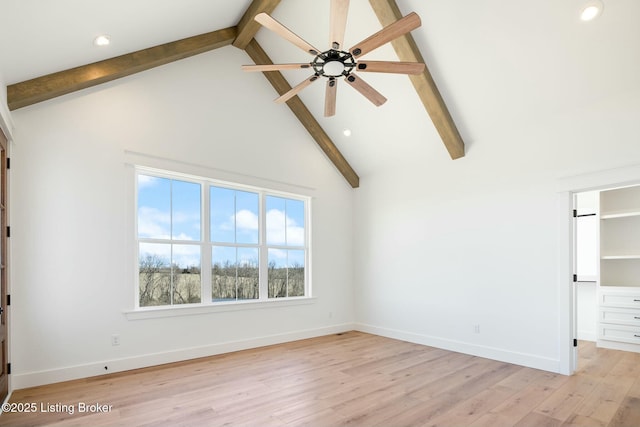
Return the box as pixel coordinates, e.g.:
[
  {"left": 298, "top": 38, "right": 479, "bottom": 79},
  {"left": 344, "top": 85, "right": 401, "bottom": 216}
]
[{"left": 2, "top": 0, "right": 639, "bottom": 186}]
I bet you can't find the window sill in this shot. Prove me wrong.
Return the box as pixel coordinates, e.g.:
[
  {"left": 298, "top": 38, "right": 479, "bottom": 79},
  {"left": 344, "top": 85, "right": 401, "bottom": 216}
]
[{"left": 124, "top": 297, "right": 317, "bottom": 320}]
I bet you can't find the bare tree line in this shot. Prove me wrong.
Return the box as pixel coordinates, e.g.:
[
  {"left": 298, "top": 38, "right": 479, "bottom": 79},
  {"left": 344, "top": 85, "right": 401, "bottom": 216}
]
[
  {"left": 213, "top": 260, "right": 259, "bottom": 301},
  {"left": 268, "top": 261, "right": 304, "bottom": 298},
  {"left": 139, "top": 254, "right": 201, "bottom": 306},
  {"left": 139, "top": 254, "right": 305, "bottom": 306}
]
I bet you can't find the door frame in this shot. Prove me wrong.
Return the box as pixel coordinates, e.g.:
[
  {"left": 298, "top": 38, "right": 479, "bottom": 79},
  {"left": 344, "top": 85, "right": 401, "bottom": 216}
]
[
  {"left": 0, "top": 127, "right": 8, "bottom": 402},
  {"left": 557, "top": 163, "right": 640, "bottom": 375}
]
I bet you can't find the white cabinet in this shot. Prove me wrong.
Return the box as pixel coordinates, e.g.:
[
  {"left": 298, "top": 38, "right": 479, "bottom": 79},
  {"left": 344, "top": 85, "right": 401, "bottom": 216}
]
[
  {"left": 597, "top": 186, "right": 640, "bottom": 351},
  {"left": 598, "top": 289, "right": 640, "bottom": 346}
]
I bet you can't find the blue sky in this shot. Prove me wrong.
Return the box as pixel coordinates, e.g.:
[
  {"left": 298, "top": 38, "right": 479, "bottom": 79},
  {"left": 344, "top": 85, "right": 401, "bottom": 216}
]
[{"left": 137, "top": 174, "right": 305, "bottom": 269}]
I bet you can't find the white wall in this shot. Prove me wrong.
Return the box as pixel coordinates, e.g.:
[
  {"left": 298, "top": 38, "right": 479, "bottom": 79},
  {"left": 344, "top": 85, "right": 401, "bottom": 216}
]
[
  {"left": 354, "top": 86, "right": 640, "bottom": 373},
  {"left": 9, "top": 46, "right": 355, "bottom": 388}
]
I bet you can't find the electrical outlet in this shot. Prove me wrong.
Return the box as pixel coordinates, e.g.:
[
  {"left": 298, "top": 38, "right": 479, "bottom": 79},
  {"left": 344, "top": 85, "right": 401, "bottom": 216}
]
[
  {"left": 111, "top": 334, "right": 120, "bottom": 346},
  {"left": 473, "top": 325, "right": 480, "bottom": 334}
]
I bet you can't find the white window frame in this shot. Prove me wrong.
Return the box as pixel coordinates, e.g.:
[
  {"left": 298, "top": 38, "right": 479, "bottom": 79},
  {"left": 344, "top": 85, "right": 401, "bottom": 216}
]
[{"left": 132, "top": 166, "right": 312, "bottom": 317}]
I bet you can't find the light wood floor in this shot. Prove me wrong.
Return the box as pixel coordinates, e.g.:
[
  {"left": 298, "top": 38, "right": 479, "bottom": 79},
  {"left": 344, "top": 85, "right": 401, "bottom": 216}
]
[{"left": 1, "top": 332, "right": 639, "bottom": 426}]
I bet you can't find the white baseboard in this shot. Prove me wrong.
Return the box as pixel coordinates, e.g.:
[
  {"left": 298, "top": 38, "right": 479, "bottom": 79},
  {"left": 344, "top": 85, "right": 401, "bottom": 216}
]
[
  {"left": 597, "top": 339, "right": 640, "bottom": 354},
  {"left": 577, "top": 330, "right": 597, "bottom": 342},
  {"left": 12, "top": 323, "right": 356, "bottom": 389},
  {"left": 355, "top": 323, "right": 562, "bottom": 374}
]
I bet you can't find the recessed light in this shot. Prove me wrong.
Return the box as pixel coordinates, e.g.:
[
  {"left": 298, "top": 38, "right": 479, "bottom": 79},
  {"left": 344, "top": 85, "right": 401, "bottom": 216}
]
[
  {"left": 93, "top": 35, "right": 111, "bottom": 47},
  {"left": 580, "top": 0, "right": 603, "bottom": 21},
  {"left": 343, "top": 129, "right": 352, "bottom": 137}
]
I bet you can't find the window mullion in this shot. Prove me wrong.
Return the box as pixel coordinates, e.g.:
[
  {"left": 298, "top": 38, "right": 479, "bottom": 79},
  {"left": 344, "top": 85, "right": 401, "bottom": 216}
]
[
  {"left": 305, "top": 198, "right": 311, "bottom": 297},
  {"left": 170, "top": 180, "right": 174, "bottom": 305},
  {"left": 259, "top": 193, "right": 268, "bottom": 301},
  {"left": 284, "top": 200, "right": 288, "bottom": 247},
  {"left": 202, "top": 184, "right": 212, "bottom": 304},
  {"left": 170, "top": 243, "right": 174, "bottom": 305}
]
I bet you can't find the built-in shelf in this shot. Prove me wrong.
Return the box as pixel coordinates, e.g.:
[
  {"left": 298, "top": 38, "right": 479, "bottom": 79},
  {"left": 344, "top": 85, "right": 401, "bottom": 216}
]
[
  {"left": 602, "top": 255, "right": 640, "bottom": 260},
  {"left": 598, "top": 185, "right": 640, "bottom": 352},
  {"left": 601, "top": 210, "right": 640, "bottom": 220}
]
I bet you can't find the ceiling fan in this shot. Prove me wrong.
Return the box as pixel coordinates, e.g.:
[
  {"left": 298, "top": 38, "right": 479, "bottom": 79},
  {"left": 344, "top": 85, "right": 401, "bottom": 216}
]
[{"left": 242, "top": 0, "right": 426, "bottom": 117}]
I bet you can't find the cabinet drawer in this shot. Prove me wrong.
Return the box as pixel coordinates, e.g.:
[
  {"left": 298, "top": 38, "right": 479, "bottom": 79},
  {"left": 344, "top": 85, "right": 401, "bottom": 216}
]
[
  {"left": 600, "top": 292, "right": 640, "bottom": 308},
  {"left": 599, "top": 324, "right": 640, "bottom": 345},
  {"left": 600, "top": 307, "right": 640, "bottom": 327}
]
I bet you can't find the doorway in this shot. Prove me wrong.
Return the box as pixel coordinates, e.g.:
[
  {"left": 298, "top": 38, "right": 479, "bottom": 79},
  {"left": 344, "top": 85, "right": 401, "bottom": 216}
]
[
  {"left": 570, "top": 182, "right": 640, "bottom": 373},
  {"left": 558, "top": 163, "right": 640, "bottom": 375}
]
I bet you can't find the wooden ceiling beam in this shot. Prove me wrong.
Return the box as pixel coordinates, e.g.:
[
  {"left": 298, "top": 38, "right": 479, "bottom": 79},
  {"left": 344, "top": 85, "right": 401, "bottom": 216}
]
[
  {"left": 7, "top": 26, "right": 237, "bottom": 111},
  {"left": 368, "top": 0, "right": 465, "bottom": 159},
  {"left": 233, "top": 0, "right": 282, "bottom": 49},
  {"left": 244, "top": 39, "right": 360, "bottom": 188}
]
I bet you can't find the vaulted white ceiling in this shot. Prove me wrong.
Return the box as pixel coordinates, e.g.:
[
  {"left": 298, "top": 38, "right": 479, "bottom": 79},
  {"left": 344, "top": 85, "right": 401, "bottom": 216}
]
[{"left": 2, "top": 0, "right": 639, "bottom": 179}]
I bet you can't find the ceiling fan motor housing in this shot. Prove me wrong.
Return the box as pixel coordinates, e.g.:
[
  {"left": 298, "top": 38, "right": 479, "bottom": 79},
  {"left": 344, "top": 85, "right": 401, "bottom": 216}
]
[{"left": 312, "top": 49, "right": 356, "bottom": 78}]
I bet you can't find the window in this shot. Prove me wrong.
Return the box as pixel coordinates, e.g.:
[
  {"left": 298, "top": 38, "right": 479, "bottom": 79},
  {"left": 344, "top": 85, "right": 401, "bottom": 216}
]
[
  {"left": 210, "top": 187, "right": 260, "bottom": 302},
  {"left": 137, "top": 176, "right": 202, "bottom": 306},
  {"left": 136, "top": 169, "right": 310, "bottom": 308},
  {"left": 266, "top": 196, "right": 306, "bottom": 298}
]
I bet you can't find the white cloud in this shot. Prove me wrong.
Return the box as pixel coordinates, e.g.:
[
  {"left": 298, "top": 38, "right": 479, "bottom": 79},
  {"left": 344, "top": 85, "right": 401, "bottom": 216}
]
[
  {"left": 172, "top": 245, "right": 201, "bottom": 268},
  {"left": 286, "top": 225, "right": 304, "bottom": 246},
  {"left": 138, "top": 207, "right": 170, "bottom": 239},
  {"left": 235, "top": 209, "right": 259, "bottom": 231},
  {"left": 172, "top": 211, "right": 200, "bottom": 225},
  {"left": 267, "top": 209, "right": 304, "bottom": 246},
  {"left": 138, "top": 175, "right": 159, "bottom": 190},
  {"left": 218, "top": 209, "right": 258, "bottom": 233},
  {"left": 139, "top": 242, "right": 171, "bottom": 260},
  {"left": 139, "top": 206, "right": 200, "bottom": 240}
]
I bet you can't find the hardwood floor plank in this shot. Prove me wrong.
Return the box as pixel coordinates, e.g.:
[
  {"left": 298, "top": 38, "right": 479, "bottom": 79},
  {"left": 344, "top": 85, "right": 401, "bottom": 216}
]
[
  {"left": 573, "top": 376, "right": 635, "bottom": 424},
  {"left": 421, "top": 385, "right": 514, "bottom": 427},
  {"left": 515, "top": 412, "right": 563, "bottom": 427},
  {"left": 496, "top": 365, "right": 567, "bottom": 391},
  {"left": 293, "top": 408, "right": 348, "bottom": 427},
  {"left": 562, "top": 414, "right": 607, "bottom": 427},
  {"left": 579, "top": 347, "right": 625, "bottom": 379},
  {"left": 486, "top": 383, "right": 558, "bottom": 422},
  {"left": 534, "top": 375, "right": 600, "bottom": 422},
  {"left": 629, "top": 378, "right": 640, "bottom": 398},
  {"left": 608, "top": 396, "right": 640, "bottom": 427},
  {"left": 409, "top": 357, "right": 517, "bottom": 401},
  {"left": 1, "top": 335, "right": 639, "bottom": 427},
  {"left": 608, "top": 351, "right": 640, "bottom": 378}
]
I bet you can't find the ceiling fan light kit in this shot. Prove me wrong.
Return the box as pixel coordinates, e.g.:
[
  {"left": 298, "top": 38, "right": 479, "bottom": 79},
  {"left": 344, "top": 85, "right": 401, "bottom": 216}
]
[{"left": 243, "top": 0, "right": 426, "bottom": 117}]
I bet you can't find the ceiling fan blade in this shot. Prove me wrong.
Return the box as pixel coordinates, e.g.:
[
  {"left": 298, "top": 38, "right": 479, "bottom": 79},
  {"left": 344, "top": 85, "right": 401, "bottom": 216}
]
[
  {"left": 325, "top": 78, "right": 338, "bottom": 117},
  {"left": 344, "top": 75, "right": 387, "bottom": 106},
  {"left": 356, "top": 60, "right": 425, "bottom": 75},
  {"left": 275, "top": 75, "right": 320, "bottom": 104},
  {"left": 255, "top": 13, "right": 321, "bottom": 56},
  {"left": 329, "top": 0, "right": 350, "bottom": 50},
  {"left": 242, "top": 63, "right": 312, "bottom": 72},
  {"left": 349, "top": 12, "right": 421, "bottom": 58}
]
